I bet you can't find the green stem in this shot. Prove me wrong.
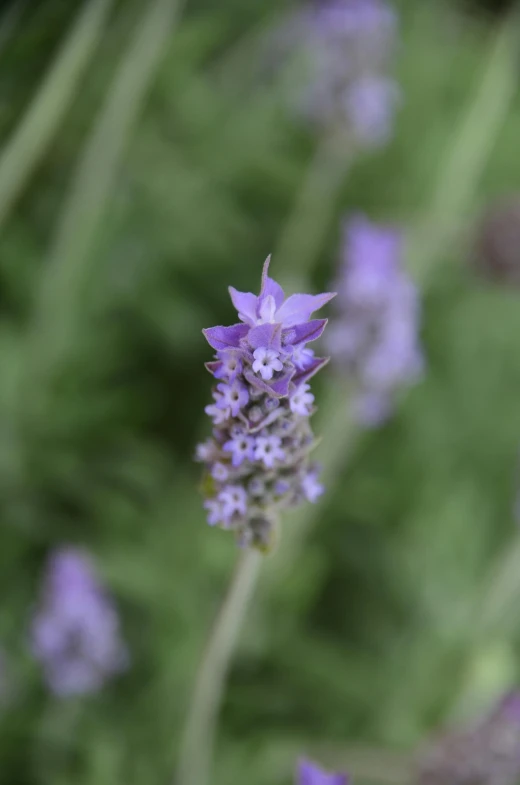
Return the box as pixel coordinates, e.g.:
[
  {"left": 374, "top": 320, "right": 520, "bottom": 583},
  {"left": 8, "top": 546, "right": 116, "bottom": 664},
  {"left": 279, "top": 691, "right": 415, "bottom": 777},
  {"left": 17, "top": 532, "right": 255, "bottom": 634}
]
[
  {"left": 31, "top": 0, "right": 183, "bottom": 374},
  {"left": 276, "top": 133, "right": 353, "bottom": 287},
  {"left": 176, "top": 548, "right": 262, "bottom": 785},
  {"left": 0, "top": 0, "right": 113, "bottom": 229},
  {"left": 177, "top": 131, "right": 353, "bottom": 785}
]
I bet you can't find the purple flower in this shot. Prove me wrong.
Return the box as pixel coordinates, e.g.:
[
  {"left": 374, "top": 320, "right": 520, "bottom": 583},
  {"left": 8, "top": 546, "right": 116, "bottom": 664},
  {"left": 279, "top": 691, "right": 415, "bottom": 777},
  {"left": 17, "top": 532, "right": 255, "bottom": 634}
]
[
  {"left": 213, "top": 350, "right": 243, "bottom": 381},
  {"left": 290, "top": 383, "right": 315, "bottom": 416},
  {"left": 205, "top": 392, "right": 230, "bottom": 425},
  {"left": 301, "top": 467, "right": 325, "bottom": 502},
  {"left": 252, "top": 347, "right": 284, "bottom": 380},
  {"left": 204, "top": 499, "right": 224, "bottom": 526},
  {"left": 216, "top": 381, "right": 249, "bottom": 417},
  {"left": 195, "top": 439, "right": 217, "bottom": 462},
  {"left": 31, "top": 547, "right": 127, "bottom": 697},
  {"left": 218, "top": 485, "right": 248, "bottom": 521},
  {"left": 211, "top": 462, "right": 230, "bottom": 482},
  {"left": 287, "top": 0, "right": 400, "bottom": 146},
  {"left": 417, "top": 691, "right": 520, "bottom": 785},
  {"left": 327, "top": 215, "right": 423, "bottom": 427},
  {"left": 196, "top": 256, "right": 335, "bottom": 549},
  {"left": 346, "top": 75, "right": 400, "bottom": 146},
  {"left": 223, "top": 434, "right": 255, "bottom": 467},
  {"left": 254, "top": 435, "right": 286, "bottom": 468},
  {"left": 297, "top": 758, "right": 349, "bottom": 785},
  {"left": 292, "top": 344, "right": 316, "bottom": 370}
]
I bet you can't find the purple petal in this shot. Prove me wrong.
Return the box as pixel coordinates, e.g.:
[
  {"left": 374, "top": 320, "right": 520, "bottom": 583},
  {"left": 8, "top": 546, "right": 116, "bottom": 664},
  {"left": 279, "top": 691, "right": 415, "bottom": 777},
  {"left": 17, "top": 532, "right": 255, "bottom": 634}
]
[
  {"left": 297, "top": 758, "right": 349, "bottom": 785},
  {"left": 275, "top": 293, "right": 337, "bottom": 327},
  {"left": 247, "top": 323, "right": 282, "bottom": 351},
  {"left": 270, "top": 368, "right": 295, "bottom": 397},
  {"left": 293, "top": 356, "right": 329, "bottom": 385},
  {"left": 203, "top": 324, "right": 249, "bottom": 351},
  {"left": 205, "top": 361, "right": 222, "bottom": 376},
  {"left": 228, "top": 287, "right": 258, "bottom": 326},
  {"left": 284, "top": 319, "right": 328, "bottom": 346},
  {"left": 259, "top": 254, "right": 285, "bottom": 309},
  {"left": 244, "top": 367, "right": 294, "bottom": 398}
]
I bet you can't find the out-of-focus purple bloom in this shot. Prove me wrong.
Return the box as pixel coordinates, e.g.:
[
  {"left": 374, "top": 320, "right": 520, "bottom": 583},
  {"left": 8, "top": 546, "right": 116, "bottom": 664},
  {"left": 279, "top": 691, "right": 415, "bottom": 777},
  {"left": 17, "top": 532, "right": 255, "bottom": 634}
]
[
  {"left": 345, "top": 75, "right": 400, "bottom": 146},
  {"left": 291, "top": 0, "right": 400, "bottom": 146},
  {"left": 254, "top": 434, "right": 286, "bottom": 468},
  {"left": 297, "top": 758, "right": 349, "bottom": 785},
  {"left": 326, "top": 214, "right": 423, "bottom": 426},
  {"left": 301, "top": 467, "right": 325, "bottom": 502},
  {"left": 31, "top": 547, "right": 128, "bottom": 697},
  {"left": 196, "top": 256, "right": 335, "bottom": 549},
  {"left": 417, "top": 692, "right": 520, "bottom": 785}
]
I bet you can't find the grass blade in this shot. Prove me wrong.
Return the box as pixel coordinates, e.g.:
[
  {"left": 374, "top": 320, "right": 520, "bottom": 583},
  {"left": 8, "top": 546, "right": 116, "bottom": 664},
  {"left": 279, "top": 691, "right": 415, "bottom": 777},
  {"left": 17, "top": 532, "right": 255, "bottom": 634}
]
[{"left": 0, "top": 0, "right": 113, "bottom": 228}]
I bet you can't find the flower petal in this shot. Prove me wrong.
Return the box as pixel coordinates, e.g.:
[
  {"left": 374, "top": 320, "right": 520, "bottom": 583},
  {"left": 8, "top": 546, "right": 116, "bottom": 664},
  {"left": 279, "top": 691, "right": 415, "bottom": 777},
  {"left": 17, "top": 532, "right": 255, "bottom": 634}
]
[
  {"left": 283, "top": 319, "right": 328, "bottom": 346},
  {"left": 205, "top": 360, "right": 222, "bottom": 376},
  {"left": 247, "top": 323, "right": 282, "bottom": 351},
  {"left": 228, "top": 287, "right": 258, "bottom": 326},
  {"left": 244, "top": 366, "right": 294, "bottom": 398},
  {"left": 259, "top": 254, "right": 285, "bottom": 308},
  {"left": 292, "top": 356, "right": 329, "bottom": 385},
  {"left": 297, "top": 758, "right": 348, "bottom": 785},
  {"left": 202, "top": 324, "right": 249, "bottom": 351},
  {"left": 275, "top": 292, "right": 336, "bottom": 327}
]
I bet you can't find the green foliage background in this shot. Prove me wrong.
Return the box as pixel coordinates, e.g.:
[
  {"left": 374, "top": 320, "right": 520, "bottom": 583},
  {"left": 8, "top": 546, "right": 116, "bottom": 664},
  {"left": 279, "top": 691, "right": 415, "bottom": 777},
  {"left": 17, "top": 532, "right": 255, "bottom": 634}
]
[{"left": 0, "top": 1, "right": 519, "bottom": 783}]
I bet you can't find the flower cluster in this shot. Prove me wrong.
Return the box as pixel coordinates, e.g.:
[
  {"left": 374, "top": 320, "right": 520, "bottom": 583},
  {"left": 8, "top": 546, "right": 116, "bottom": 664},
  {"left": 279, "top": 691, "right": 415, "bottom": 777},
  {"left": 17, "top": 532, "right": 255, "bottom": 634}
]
[
  {"left": 326, "top": 214, "right": 423, "bottom": 426},
  {"left": 298, "top": 758, "right": 349, "bottom": 785},
  {"left": 31, "top": 547, "right": 128, "bottom": 696},
  {"left": 196, "top": 256, "right": 335, "bottom": 549},
  {"left": 417, "top": 693, "right": 520, "bottom": 785},
  {"left": 298, "top": 0, "right": 400, "bottom": 146}
]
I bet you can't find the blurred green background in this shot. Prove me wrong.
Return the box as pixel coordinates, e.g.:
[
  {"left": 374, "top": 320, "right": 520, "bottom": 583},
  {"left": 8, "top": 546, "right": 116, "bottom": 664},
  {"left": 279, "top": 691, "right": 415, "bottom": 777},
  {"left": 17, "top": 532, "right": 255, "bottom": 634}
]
[{"left": 1, "top": 0, "right": 520, "bottom": 783}]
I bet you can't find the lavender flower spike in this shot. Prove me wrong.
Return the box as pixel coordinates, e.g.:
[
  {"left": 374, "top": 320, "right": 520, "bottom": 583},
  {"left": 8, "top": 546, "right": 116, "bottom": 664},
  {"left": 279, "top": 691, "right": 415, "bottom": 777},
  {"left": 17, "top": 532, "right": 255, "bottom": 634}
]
[
  {"left": 197, "top": 256, "right": 335, "bottom": 550},
  {"left": 326, "top": 214, "right": 423, "bottom": 427},
  {"left": 31, "top": 547, "right": 128, "bottom": 696},
  {"left": 297, "top": 758, "right": 349, "bottom": 785},
  {"left": 296, "top": 0, "right": 400, "bottom": 147}
]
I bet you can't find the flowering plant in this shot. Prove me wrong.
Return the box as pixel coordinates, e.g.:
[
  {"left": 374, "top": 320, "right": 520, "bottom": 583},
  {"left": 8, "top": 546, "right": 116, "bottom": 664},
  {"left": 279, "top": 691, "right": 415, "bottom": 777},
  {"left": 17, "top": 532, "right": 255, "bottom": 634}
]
[{"left": 196, "top": 256, "right": 335, "bottom": 549}]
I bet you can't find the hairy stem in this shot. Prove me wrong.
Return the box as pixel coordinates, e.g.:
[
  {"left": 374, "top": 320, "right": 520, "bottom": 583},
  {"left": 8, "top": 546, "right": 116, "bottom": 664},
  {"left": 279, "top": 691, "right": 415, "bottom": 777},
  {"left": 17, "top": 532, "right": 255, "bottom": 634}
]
[{"left": 176, "top": 548, "right": 262, "bottom": 785}]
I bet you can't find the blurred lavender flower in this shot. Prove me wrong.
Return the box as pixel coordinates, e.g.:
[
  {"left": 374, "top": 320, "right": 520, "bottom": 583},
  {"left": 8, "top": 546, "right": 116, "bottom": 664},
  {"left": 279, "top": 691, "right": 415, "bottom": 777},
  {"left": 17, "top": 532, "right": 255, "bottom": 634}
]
[
  {"left": 326, "top": 214, "right": 423, "bottom": 426},
  {"left": 31, "top": 547, "right": 128, "bottom": 697},
  {"left": 196, "top": 256, "right": 335, "bottom": 550},
  {"left": 295, "top": 0, "right": 400, "bottom": 146},
  {"left": 417, "top": 692, "right": 520, "bottom": 785},
  {"left": 297, "top": 758, "right": 349, "bottom": 785}
]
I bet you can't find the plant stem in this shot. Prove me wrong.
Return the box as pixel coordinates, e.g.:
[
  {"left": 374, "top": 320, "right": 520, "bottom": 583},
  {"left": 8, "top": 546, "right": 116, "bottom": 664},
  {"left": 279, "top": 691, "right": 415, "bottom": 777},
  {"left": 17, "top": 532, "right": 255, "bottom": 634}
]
[
  {"left": 276, "top": 133, "right": 353, "bottom": 288},
  {"left": 176, "top": 548, "right": 262, "bottom": 785},
  {"left": 0, "top": 0, "right": 113, "bottom": 230},
  {"left": 177, "top": 127, "right": 353, "bottom": 785}
]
